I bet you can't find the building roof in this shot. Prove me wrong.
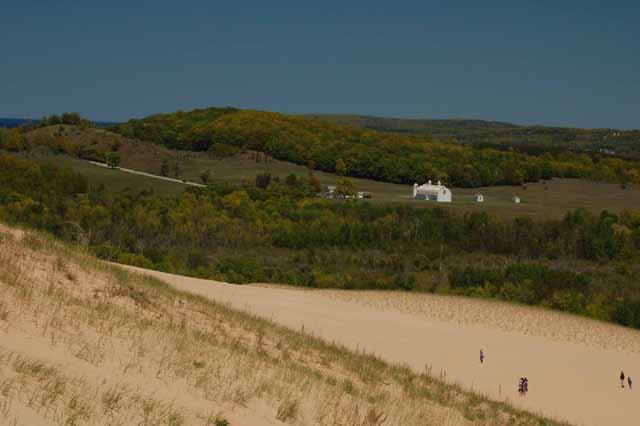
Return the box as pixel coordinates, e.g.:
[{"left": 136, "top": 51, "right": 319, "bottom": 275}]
[{"left": 415, "top": 181, "right": 449, "bottom": 195}]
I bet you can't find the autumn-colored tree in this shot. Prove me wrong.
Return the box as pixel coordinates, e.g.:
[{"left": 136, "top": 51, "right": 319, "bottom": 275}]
[
  {"left": 0, "top": 128, "right": 25, "bottom": 152},
  {"left": 335, "top": 177, "right": 354, "bottom": 197},
  {"left": 106, "top": 153, "right": 121, "bottom": 169},
  {"left": 335, "top": 158, "right": 347, "bottom": 176},
  {"left": 200, "top": 170, "right": 211, "bottom": 184},
  {"left": 308, "top": 175, "right": 322, "bottom": 194},
  {"left": 307, "top": 160, "right": 316, "bottom": 173},
  {"left": 255, "top": 173, "right": 271, "bottom": 189},
  {"left": 160, "top": 159, "right": 170, "bottom": 176}
]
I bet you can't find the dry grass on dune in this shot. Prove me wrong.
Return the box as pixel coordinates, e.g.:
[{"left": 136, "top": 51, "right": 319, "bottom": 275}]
[
  {"left": 313, "top": 289, "right": 640, "bottom": 353},
  {"left": 0, "top": 225, "right": 567, "bottom": 426}
]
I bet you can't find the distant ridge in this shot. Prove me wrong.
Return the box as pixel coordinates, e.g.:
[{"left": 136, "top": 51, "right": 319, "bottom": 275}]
[
  {"left": 0, "top": 117, "right": 119, "bottom": 128},
  {"left": 0, "top": 118, "right": 35, "bottom": 128}
]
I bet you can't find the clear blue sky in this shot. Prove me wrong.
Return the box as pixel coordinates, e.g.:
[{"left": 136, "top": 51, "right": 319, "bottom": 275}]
[{"left": 1, "top": 1, "right": 638, "bottom": 128}]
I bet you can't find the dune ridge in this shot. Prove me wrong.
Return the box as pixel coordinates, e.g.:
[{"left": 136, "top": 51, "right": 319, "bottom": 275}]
[{"left": 310, "top": 288, "right": 640, "bottom": 353}]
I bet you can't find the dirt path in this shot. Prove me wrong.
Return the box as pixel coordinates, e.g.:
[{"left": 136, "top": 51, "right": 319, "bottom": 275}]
[
  {"left": 120, "top": 265, "right": 640, "bottom": 426},
  {"left": 88, "top": 161, "right": 206, "bottom": 187}
]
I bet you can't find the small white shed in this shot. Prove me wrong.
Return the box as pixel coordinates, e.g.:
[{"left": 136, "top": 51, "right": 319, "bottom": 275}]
[
  {"left": 475, "top": 194, "right": 484, "bottom": 203},
  {"left": 513, "top": 195, "right": 521, "bottom": 204}
]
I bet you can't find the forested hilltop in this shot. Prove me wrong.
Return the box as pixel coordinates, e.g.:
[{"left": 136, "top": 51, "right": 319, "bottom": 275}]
[
  {"left": 2, "top": 152, "right": 640, "bottom": 330},
  {"left": 112, "top": 107, "right": 640, "bottom": 187},
  {"left": 307, "top": 114, "right": 640, "bottom": 159}
]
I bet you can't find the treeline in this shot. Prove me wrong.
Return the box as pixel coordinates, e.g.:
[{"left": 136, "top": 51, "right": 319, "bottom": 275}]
[
  {"left": 113, "top": 107, "right": 640, "bottom": 187},
  {"left": 448, "top": 264, "right": 640, "bottom": 327},
  {"left": 35, "top": 112, "right": 95, "bottom": 129},
  {"left": 2, "top": 153, "right": 640, "bottom": 328}
]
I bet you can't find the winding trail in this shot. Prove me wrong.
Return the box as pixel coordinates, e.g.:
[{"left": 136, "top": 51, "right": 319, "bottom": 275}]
[{"left": 120, "top": 264, "right": 640, "bottom": 426}]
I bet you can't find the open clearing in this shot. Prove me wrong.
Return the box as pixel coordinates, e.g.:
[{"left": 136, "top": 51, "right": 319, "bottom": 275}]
[
  {"left": 121, "top": 264, "right": 640, "bottom": 426},
  {"left": 34, "top": 150, "right": 640, "bottom": 220}
]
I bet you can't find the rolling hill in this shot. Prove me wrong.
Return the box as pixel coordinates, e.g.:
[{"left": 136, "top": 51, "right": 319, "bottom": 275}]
[{"left": 111, "top": 107, "right": 640, "bottom": 188}]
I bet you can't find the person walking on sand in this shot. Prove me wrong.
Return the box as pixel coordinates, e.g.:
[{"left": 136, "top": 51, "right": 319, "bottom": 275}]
[
  {"left": 480, "top": 349, "right": 485, "bottom": 364},
  {"left": 523, "top": 378, "right": 529, "bottom": 394},
  {"left": 628, "top": 376, "right": 632, "bottom": 389},
  {"left": 620, "top": 371, "right": 625, "bottom": 388}
]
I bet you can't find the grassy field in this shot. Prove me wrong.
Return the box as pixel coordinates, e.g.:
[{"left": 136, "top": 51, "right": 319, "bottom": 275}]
[
  {"left": 31, "top": 154, "right": 187, "bottom": 195},
  {"left": 0, "top": 223, "right": 567, "bottom": 426},
  {"left": 25, "top": 125, "right": 640, "bottom": 219},
  {"left": 140, "top": 152, "right": 640, "bottom": 219},
  {"left": 377, "top": 179, "right": 640, "bottom": 219}
]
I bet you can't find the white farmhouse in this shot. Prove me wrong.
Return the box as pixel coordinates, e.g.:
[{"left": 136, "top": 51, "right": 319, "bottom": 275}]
[{"left": 413, "top": 180, "right": 452, "bottom": 202}]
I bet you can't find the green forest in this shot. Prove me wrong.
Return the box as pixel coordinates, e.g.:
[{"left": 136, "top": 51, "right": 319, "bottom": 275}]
[
  {"left": 2, "top": 153, "right": 640, "bottom": 329},
  {"left": 309, "top": 114, "right": 640, "bottom": 160},
  {"left": 112, "top": 108, "right": 640, "bottom": 187}
]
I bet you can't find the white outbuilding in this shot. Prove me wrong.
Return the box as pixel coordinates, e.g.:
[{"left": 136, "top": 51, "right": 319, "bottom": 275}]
[
  {"left": 413, "top": 180, "right": 452, "bottom": 202},
  {"left": 513, "top": 195, "right": 521, "bottom": 204},
  {"left": 475, "top": 194, "right": 484, "bottom": 203}
]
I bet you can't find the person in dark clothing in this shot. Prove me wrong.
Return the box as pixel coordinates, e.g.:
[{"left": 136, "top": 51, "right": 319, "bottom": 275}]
[
  {"left": 620, "top": 371, "right": 625, "bottom": 388},
  {"left": 480, "top": 349, "right": 485, "bottom": 364},
  {"left": 523, "top": 378, "right": 529, "bottom": 394},
  {"left": 628, "top": 376, "right": 633, "bottom": 389},
  {"left": 518, "top": 378, "right": 525, "bottom": 395}
]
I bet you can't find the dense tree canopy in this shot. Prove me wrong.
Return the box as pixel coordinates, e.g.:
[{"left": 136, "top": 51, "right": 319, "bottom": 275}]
[
  {"left": 309, "top": 114, "right": 640, "bottom": 160},
  {"left": 34, "top": 112, "right": 95, "bottom": 129}
]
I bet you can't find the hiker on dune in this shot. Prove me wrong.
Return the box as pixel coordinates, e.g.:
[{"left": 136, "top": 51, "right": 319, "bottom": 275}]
[
  {"left": 620, "top": 371, "right": 625, "bottom": 388},
  {"left": 480, "top": 349, "right": 485, "bottom": 364},
  {"left": 628, "top": 376, "right": 633, "bottom": 389}
]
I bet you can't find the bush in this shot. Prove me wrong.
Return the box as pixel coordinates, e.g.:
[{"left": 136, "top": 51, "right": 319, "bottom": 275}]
[
  {"left": 116, "top": 252, "right": 154, "bottom": 269},
  {"left": 612, "top": 299, "right": 640, "bottom": 328},
  {"left": 208, "top": 143, "right": 240, "bottom": 158}
]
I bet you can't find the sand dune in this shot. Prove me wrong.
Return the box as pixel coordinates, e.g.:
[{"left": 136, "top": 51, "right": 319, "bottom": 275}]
[
  {"left": 6, "top": 227, "right": 535, "bottom": 426},
  {"left": 121, "top": 265, "right": 640, "bottom": 426},
  {"left": 312, "top": 288, "right": 640, "bottom": 353}
]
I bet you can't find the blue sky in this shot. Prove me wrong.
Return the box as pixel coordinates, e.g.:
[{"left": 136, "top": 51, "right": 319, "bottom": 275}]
[{"left": 1, "top": 1, "right": 638, "bottom": 128}]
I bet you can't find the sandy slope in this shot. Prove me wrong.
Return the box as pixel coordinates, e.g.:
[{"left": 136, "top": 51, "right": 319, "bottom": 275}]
[{"left": 120, "top": 265, "right": 640, "bottom": 426}]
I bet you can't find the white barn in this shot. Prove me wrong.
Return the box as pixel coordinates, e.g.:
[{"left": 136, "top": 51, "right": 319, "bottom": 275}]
[{"left": 413, "top": 180, "right": 452, "bottom": 202}]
